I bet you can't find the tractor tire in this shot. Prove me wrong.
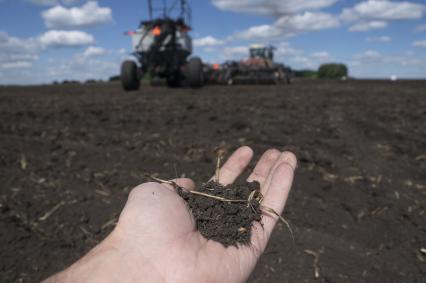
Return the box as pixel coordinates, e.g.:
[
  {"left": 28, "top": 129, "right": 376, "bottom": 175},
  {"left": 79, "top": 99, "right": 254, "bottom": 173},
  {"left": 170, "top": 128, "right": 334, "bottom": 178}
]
[
  {"left": 223, "top": 69, "right": 234, "bottom": 85},
  {"left": 187, "top": 57, "right": 204, "bottom": 88},
  {"left": 121, "top": 61, "right": 140, "bottom": 91},
  {"left": 286, "top": 72, "right": 293, "bottom": 84},
  {"left": 284, "top": 68, "right": 293, "bottom": 84}
]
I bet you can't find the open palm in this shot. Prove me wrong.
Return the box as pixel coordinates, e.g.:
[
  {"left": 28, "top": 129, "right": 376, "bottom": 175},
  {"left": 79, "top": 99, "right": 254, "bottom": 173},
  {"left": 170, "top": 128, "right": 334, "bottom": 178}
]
[
  {"left": 113, "top": 146, "right": 297, "bottom": 283},
  {"left": 44, "top": 147, "right": 296, "bottom": 283}
]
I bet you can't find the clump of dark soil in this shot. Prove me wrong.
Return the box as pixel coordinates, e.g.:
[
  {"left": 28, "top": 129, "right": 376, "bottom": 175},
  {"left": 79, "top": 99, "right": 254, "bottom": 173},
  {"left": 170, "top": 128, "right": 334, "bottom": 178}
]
[{"left": 177, "top": 180, "right": 262, "bottom": 247}]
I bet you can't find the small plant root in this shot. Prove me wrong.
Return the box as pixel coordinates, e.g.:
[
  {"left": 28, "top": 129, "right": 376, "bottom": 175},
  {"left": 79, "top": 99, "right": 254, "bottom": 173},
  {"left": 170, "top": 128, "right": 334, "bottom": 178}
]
[{"left": 145, "top": 174, "right": 294, "bottom": 243}]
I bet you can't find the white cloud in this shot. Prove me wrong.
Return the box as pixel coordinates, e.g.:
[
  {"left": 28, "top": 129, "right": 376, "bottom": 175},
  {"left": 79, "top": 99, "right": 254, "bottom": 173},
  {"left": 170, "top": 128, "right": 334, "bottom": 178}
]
[
  {"left": 42, "top": 1, "right": 113, "bottom": 29},
  {"left": 44, "top": 50, "right": 123, "bottom": 82},
  {"left": 367, "top": 35, "right": 392, "bottom": 42},
  {"left": 341, "top": 0, "right": 425, "bottom": 22},
  {"left": 233, "top": 12, "right": 339, "bottom": 40},
  {"left": 350, "top": 49, "right": 426, "bottom": 78},
  {"left": 1, "top": 44, "right": 126, "bottom": 84},
  {"left": 285, "top": 50, "right": 333, "bottom": 68},
  {"left": 276, "top": 12, "right": 340, "bottom": 31},
  {"left": 349, "top": 20, "right": 388, "bottom": 32},
  {"left": 0, "top": 31, "right": 38, "bottom": 54},
  {"left": 0, "top": 31, "right": 39, "bottom": 70},
  {"left": 291, "top": 56, "right": 314, "bottom": 67},
  {"left": 311, "top": 51, "right": 331, "bottom": 61},
  {"left": 0, "top": 61, "right": 33, "bottom": 69},
  {"left": 82, "top": 46, "right": 107, "bottom": 57},
  {"left": 233, "top": 24, "right": 283, "bottom": 40},
  {"left": 354, "top": 50, "right": 382, "bottom": 61},
  {"left": 224, "top": 46, "right": 247, "bottom": 55},
  {"left": 341, "top": 0, "right": 425, "bottom": 32},
  {"left": 4, "top": 54, "right": 39, "bottom": 62},
  {"left": 0, "top": 30, "right": 133, "bottom": 84},
  {"left": 38, "top": 30, "right": 94, "bottom": 48},
  {"left": 50, "top": 60, "right": 116, "bottom": 80},
  {"left": 274, "top": 42, "right": 301, "bottom": 58},
  {"left": 1, "top": 29, "right": 94, "bottom": 52},
  {"left": 212, "top": 0, "right": 338, "bottom": 15},
  {"left": 117, "top": 48, "right": 127, "bottom": 55},
  {"left": 213, "top": 0, "right": 340, "bottom": 41},
  {"left": 193, "top": 36, "right": 225, "bottom": 47},
  {"left": 221, "top": 0, "right": 424, "bottom": 39},
  {"left": 413, "top": 40, "right": 426, "bottom": 47},
  {"left": 414, "top": 23, "right": 426, "bottom": 32},
  {"left": 222, "top": 46, "right": 248, "bottom": 60},
  {"left": 222, "top": 0, "right": 341, "bottom": 41}
]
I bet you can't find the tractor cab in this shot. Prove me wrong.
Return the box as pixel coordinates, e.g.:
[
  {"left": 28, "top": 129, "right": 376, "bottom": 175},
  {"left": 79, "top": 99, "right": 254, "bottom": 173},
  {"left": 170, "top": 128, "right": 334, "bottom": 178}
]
[
  {"left": 249, "top": 44, "right": 275, "bottom": 60},
  {"left": 121, "top": 0, "right": 204, "bottom": 91}
]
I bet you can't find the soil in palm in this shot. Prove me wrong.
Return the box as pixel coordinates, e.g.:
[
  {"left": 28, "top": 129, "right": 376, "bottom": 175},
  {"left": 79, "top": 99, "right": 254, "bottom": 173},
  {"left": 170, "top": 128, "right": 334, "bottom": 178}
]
[{"left": 177, "top": 180, "right": 262, "bottom": 247}]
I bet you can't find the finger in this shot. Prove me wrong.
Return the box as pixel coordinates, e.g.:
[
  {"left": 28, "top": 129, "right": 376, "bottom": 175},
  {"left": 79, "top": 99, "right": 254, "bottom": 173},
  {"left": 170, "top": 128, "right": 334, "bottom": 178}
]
[
  {"left": 261, "top": 158, "right": 296, "bottom": 240},
  {"left": 247, "top": 148, "right": 280, "bottom": 187},
  {"left": 162, "top": 178, "right": 196, "bottom": 191},
  {"left": 262, "top": 151, "right": 297, "bottom": 195},
  {"left": 210, "top": 146, "right": 253, "bottom": 185}
]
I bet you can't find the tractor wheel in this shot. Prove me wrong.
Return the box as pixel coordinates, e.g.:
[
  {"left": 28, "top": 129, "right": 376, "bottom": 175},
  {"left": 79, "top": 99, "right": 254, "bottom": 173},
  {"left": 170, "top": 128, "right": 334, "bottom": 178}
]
[
  {"left": 283, "top": 71, "right": 292, "bottom": 84},
  {"left": 224, "top": 70, "right": 231, "bottom": 85},
  {"left": 187, "top": 57, "right": 204, "bottom": 88},
  {"left": 284, "top": 68, "right": 293, "bottom": 84},
  {"left": 121, "top": 61, "right": 140, "bottom": 91},
  {"left": 275, "top": 67, "right": 291, "bottom": 84}
]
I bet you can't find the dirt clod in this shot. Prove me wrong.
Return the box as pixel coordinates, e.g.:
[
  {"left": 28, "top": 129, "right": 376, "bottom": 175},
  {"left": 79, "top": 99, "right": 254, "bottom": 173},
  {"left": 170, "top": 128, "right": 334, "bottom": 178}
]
[{"left": 177, "top": 180, "right": 262, "bottom": 247}]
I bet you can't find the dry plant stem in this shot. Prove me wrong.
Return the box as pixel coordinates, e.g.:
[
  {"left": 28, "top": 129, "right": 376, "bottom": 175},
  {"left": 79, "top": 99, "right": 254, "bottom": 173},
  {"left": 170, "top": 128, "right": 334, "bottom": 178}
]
[
  {"left": 189, "top": 190, "right": 247, "bottom": 203},
  {"left": 38, "top": 201, "right": 65, "bottom": 222},
  {"left": 145, "top": 174, "right": 295, "bottom": 241},
  {"left": 145, "top": 175, "right": 176, "bottom": 186},
  {"left": 260, "top": 206, "right": 295, "bottom": 243},
  {"left": 304, "top": 249, "right": 320, "bottom": 279},
  {"left": 247, "top": 190, "right": 264, "bottom": 204},
  {"left": 145, "top": 175, "right": 246, "bottom": 203},
  {"left": 215, "top": 154, "right": 223, "bottom": 183},
  {"left": 101, "top": 216, "right": 118, "bottom": 230}
]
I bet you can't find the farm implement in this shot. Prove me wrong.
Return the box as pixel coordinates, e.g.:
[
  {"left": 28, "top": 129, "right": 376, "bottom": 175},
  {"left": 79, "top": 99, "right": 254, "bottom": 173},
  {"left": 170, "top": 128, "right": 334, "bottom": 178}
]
[{"left": 205, "top": 44, "right": 293, "bottom": 85}]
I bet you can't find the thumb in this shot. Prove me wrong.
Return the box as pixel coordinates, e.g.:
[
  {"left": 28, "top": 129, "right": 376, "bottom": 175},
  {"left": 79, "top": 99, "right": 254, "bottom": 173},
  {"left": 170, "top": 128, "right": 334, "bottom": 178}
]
[{"left": 168, "top": 178, "right": 196, "bottom": 191}]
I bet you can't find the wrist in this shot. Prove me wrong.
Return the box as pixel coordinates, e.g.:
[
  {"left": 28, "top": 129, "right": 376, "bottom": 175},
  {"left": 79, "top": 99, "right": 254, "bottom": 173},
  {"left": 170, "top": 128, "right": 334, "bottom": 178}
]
[{"left": 44, "top": 229, "right": 154, "bottom": 283}]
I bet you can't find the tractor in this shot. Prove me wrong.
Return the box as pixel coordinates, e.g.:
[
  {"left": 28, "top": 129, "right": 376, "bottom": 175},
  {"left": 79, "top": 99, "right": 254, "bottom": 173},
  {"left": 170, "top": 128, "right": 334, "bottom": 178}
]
[
  {"left": 121, "top": 0, "right": 204, "bottom": 91},
  {"left": 206, "top": 44, "right": 292, "bottom": 85}
]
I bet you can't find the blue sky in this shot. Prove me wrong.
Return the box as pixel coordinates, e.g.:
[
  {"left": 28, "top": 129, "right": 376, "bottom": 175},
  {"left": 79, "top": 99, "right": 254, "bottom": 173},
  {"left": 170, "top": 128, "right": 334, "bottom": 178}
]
[{"left": 1, "top": 0, "right": 426, "bottom": 84}]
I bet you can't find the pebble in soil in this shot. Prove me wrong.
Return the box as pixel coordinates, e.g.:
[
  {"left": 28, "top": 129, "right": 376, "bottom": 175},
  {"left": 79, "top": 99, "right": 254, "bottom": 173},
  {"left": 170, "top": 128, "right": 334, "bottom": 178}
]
[{"left": 177, "top": 180, "right": 262, "bottom": 247}]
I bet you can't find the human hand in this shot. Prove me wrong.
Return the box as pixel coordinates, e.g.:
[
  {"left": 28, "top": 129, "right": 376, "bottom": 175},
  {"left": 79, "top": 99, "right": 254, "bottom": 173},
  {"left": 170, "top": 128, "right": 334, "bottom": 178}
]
[{"left": 44, "top": 146, "right": 297, "bottom": 283}]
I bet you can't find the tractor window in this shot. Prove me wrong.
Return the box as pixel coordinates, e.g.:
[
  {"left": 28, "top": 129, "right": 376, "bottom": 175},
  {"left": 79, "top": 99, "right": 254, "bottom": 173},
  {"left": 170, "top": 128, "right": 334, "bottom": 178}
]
[{"left": 250, "top": 48, "right": 266, "bottom": 58}]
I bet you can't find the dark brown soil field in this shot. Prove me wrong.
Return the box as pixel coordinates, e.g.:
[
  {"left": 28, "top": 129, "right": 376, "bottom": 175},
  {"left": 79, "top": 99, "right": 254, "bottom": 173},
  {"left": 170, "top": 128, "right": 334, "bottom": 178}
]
[{"left": 0, "top": 80, "right": 425, "bottom": 282}]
